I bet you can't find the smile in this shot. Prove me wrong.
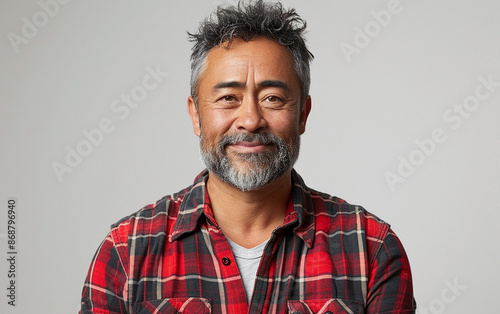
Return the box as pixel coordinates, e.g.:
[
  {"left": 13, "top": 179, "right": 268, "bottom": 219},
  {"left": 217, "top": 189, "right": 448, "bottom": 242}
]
[{"left": 228, "top": 141, "right": 271, "bottom": 154}]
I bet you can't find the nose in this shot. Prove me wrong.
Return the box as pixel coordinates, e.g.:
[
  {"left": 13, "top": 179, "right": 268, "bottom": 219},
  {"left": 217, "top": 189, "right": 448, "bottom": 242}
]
[{"left": 235, "top": 96, "right": 267, "bottom": 132}]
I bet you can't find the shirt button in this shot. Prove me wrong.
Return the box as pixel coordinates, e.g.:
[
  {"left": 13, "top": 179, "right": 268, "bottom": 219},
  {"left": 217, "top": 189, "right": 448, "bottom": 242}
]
[
  {"left": 325, "top": 312, "right": 333, "bottom": 314},
  {"left": 222, "top": 257, "right": 231, "bottom": 266}
]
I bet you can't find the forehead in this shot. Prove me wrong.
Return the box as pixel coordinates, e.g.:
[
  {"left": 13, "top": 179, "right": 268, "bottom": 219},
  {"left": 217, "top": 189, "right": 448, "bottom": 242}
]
[{"left": 201, "top": 37, "right": 299, "bottom": 87}]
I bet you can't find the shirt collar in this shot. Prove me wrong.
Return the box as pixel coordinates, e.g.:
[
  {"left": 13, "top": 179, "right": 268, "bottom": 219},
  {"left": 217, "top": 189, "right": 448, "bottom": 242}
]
[
  {"left": 289, "top": 169, "right": 315, "bottom": 248},
  {"left": 170, "top": 169, "right": 316, "bottom": 248}
]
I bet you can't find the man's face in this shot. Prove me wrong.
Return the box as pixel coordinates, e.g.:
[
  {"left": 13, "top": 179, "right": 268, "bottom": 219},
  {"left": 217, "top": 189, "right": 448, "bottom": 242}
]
[{"left": 188, "top": 37, "right": 311, "bottom": 191}]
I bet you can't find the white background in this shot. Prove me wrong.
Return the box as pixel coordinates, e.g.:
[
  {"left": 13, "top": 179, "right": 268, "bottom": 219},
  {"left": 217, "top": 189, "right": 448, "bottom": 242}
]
[{"left": 1, "top": 0, "right": 499, "bottom": 313}]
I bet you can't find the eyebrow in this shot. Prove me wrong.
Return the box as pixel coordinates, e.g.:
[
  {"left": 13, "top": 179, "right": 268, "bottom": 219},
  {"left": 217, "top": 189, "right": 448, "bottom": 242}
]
[
  {"left": 213, "top": 81, "right": 245, "bottom": 90},
  {"left": 212, "top": 80, "right": 290, "bottom": 92},
  {"left": 259, "top": 80, "right": 290, "bottom": 91}
]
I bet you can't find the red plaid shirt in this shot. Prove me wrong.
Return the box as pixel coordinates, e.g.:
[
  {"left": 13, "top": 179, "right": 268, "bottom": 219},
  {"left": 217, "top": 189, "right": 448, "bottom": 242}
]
[{"left": 81, "top": 170, "right": 416, "bottom": 313}]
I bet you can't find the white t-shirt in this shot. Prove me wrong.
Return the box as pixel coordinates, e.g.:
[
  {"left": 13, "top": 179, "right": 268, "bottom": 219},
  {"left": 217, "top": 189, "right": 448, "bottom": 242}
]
[{"left": 227, "top": 238, "right": 269, "bottom": 304}]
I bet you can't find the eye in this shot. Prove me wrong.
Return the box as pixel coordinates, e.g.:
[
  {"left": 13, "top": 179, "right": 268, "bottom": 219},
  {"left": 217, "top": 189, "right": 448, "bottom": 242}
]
[
  {"left": 263, "top": 95, "right": 285, "bottom": 107},
  {"left": 219, "top": 95, "right": 237, "bottom": 102},
  {"left": 215, "top": 94, "right": 240, "bottom": 108},
  {"left": 266, "top": 96, "right": 280, "bottom": 102}
]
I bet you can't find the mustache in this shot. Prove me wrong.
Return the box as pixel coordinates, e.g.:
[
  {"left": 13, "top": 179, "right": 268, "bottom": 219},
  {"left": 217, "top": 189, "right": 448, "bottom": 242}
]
[{"left": 217, "top": 132, "right": 279, "bottom": 149}]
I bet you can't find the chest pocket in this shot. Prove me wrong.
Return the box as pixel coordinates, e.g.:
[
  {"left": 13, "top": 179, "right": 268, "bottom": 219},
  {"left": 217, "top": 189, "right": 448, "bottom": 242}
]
[
  {"left": 287, "top": 299, "right": 363, "bottom": 314},
  {"left": 134, "top": 297, "right": 211, "bottom": 313}
]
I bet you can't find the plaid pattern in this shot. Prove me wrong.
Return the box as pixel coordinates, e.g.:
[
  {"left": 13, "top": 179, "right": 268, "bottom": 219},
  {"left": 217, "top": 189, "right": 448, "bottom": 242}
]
[{"left": 80, "top": 170, "right": 416, "bottom": 313}]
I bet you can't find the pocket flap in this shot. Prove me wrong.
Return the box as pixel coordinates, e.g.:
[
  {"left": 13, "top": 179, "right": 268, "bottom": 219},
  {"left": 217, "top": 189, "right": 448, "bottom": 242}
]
[
  {"left": 287, "top": 298, "right": 363, "bottom": 314},
  {"left": 135, "top": 297, "right": 211, "bottom": 313}
]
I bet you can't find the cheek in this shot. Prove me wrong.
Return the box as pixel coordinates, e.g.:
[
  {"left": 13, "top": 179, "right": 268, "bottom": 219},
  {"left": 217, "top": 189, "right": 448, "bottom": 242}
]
[
  {"left": 199, "top": 111, "right": 234, "bottom": 149},
  {"left": 268, "top": 112, "right": 301, "bottom": 137},
  {"left": 200, "top": 110, "right": 234, "bottom": 136}
]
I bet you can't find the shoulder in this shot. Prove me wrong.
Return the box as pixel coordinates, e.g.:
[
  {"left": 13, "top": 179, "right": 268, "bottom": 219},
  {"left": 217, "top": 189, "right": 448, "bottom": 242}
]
[
  {"left": 307, "top": 189, "right": 400, "bottom": 268},
  {"left": 293, "top": 170, "right": 389, "bottom": 240},
  {"left": 307, "top": 188, "right": 391, "bottom": 241},
  {"left": 292, "top": 171, "right": 391, "bottom": 245},
  {"left": 108, "top": 187, "right": 189, "bottom": 247}
]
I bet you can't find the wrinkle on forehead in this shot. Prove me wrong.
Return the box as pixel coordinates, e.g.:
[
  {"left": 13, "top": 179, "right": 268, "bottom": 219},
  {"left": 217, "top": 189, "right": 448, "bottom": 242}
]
[{"left": 201, "top": 37, "right": 300, "bottom": 91}]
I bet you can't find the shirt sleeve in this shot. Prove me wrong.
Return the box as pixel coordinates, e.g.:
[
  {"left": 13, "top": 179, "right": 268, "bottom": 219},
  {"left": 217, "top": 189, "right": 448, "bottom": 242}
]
[
  {"left": 80, "top": 233, "right": 129, "bottom": 314},
  {"left": 366, "top": 230, "right": 417, "bottom": 314}
]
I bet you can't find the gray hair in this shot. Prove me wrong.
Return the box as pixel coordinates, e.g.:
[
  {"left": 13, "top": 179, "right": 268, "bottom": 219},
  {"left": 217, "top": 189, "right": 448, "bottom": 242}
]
[{"left": 188, "top": 0, "right": 314, "bottom": 107}]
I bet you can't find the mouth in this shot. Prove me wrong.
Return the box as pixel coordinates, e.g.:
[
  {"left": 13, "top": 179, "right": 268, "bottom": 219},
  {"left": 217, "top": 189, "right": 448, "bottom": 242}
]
[{"left": 228, "top": 141, "right": 271, "bottom": 154}]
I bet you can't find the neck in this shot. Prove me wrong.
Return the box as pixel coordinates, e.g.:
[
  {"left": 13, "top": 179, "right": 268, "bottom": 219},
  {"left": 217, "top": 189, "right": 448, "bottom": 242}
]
[{"left": 206, "top": 170, "right": 293, "bottom": 248}]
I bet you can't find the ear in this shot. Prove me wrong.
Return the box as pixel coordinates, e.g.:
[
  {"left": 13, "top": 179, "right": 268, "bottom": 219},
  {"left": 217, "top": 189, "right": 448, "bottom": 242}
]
[
  {"left": 187, "top": 96, "right": 201, "bottom": 137},
  {"left": 299, "top": 95, "right": 312, "bottom": 135}
]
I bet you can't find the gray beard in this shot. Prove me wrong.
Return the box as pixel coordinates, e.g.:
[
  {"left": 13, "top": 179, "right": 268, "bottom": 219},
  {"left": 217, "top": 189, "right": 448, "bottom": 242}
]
[{"left": 200, "top": 132, "right": 300, "bottom": 192}]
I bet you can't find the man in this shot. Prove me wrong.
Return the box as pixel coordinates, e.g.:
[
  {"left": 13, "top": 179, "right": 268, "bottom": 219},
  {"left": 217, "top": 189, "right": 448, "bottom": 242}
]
[{"left": 80, "top": 1, "right": 416, "bottom": 313}]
